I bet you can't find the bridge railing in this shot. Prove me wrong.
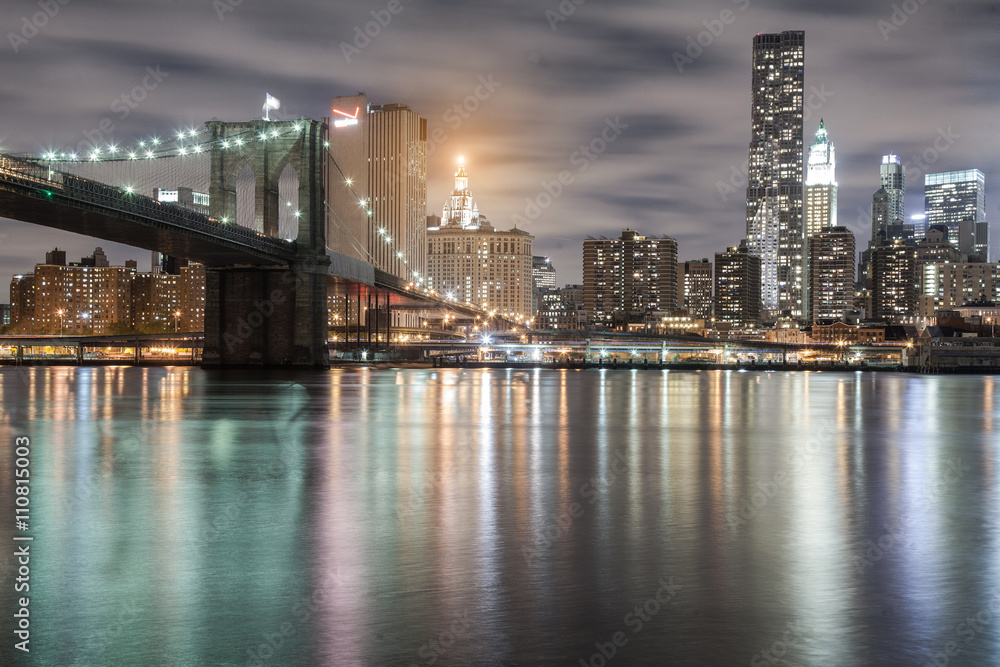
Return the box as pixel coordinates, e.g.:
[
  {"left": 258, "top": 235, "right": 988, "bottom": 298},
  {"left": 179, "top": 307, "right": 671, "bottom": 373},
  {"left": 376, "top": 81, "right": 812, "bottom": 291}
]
[{"left": 0, "top": 154, "right": 294, "bottom": 256}]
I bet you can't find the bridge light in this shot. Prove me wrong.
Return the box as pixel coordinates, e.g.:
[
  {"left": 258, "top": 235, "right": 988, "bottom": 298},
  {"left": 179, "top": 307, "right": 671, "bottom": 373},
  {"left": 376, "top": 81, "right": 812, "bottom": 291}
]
[
  {"left": 138, "top": 140, "right": 146, "bottom": 147},
  {"left": 151, "top": 138, "right": 160, "bottom": 145},
  {"left": 271, "top": 129, "right": 279, "bottom": 138},
  {"left": 385, "top": 236, "right": 391, "bottom": 243},
  {"left": 177, "top": 131, "right": 186, "bottom": 140},
  {"left": 178, "top": 147, "right": 187, "bottom": 155},
  {"left": 128, "top": 152, "right": 137, "bottom": 160},
  {"left": 193, "top": 145, "right": 203, "bottom": 153},
  {"left": 146, "top": 150, "right": 155, "bottom": 159},
  {"left": 378, "top": 227, "right": 385, "bottom": 235},
  {"left": 323, "top": 140, "right": 330, "bottom": 148},
  {"left": 125, "top": 186, "right": 134, "bottom": 194},
  {"left": 221, "top": 217, "right": 230, "bottom": 223},
  {"left": 345, "top": 178, "right": 352, "bottom": 185},
  {"left": 189, "top": 129, "right": 199, "bottom": 138},
  {"left": 294, "top": 210, "right": 301, "bottom": 218},
  {"left": 235, "top": 138, "right": 244, "bottom": 146},
  {"left": 397, "top": 252, "right": 403, "bottom": 259},
  {"left": 221, "top": 140, "right": 230, "bottom": 149},
  {"left": 293, "top": 123, "right": 301, "bottom": 132},
  {"left": 259, "top": 132, "right": 268, "bottom": 141}
]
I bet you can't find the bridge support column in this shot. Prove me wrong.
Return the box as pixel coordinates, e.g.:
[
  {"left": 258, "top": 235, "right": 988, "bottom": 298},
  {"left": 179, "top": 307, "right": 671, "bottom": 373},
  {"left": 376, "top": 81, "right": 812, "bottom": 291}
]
[
  {"left": 77, "top": 343, "right": 83, "bottom": 365},
  {"left": 586, "top": 339, "right": 591, "bottom": 362},
  {"left": 16, "top": 345, "right": 23, "bottom": 365},
  {"left": 202, "top": 262, "right": 330, "bottom": 369}
]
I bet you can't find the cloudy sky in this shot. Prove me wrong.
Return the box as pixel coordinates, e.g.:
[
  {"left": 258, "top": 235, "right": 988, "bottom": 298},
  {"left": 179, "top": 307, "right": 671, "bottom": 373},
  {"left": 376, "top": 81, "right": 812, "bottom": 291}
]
[{"left": 1, "top": 0, "right": 998, "bottom": 284}]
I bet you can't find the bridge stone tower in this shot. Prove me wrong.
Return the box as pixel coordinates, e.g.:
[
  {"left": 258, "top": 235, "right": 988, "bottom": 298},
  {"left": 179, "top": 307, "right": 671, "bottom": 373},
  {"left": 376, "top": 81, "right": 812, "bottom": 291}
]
[{"left": 202, "top": 119, "right": 331, "bottom": 369}]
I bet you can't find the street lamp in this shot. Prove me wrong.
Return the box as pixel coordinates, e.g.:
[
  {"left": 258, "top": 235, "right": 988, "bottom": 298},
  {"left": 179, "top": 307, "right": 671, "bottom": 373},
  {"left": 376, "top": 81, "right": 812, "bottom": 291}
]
[
  {"left": 56, "top": 309, "right": 65, "bottom": 335},
  {"left": 174, "top": 310, "right": 181, "bottom": 333}
]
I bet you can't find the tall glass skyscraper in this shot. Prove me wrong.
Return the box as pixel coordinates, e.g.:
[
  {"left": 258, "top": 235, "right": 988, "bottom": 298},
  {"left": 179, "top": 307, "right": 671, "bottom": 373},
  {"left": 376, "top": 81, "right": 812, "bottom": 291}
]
[
  {"left": 745, "top": 30, "right": 805, "bottom": 318},
  {"left": 880, "top": 154, "right": 905, "bottom": 224},
  {"left": 924, "top": 169, "right": 987, "bottom": 259}
]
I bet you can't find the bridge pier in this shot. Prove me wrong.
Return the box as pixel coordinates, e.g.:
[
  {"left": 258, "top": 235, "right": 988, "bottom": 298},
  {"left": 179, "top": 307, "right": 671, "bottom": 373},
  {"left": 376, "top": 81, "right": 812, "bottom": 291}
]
[{"left": 202, "top": 262, "right": 330, "bottom": 369}]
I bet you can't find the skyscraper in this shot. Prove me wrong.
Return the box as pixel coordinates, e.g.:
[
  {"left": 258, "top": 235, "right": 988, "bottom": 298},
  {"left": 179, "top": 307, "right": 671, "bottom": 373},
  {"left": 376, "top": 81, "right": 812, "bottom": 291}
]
[
  {"left": 924, "top": 169, "right": 987, "bottom": 258},
  {"left": 805, "top": 120, "right": 837, "bottom": 239},
  {"left": 880, "top": 154, "right": 905, "bottom": 224},
  {"left": 746, "top": 30, "right": 805, "bottom": 318},
  {"left": 809, "top": 226, "right": 855, "bottom": 322},
  {"left": 871, "top": 188, "right": 891, "bottom": 244},
  {"left": 326, "top": 95, "right": 429, "bottom": 280}
]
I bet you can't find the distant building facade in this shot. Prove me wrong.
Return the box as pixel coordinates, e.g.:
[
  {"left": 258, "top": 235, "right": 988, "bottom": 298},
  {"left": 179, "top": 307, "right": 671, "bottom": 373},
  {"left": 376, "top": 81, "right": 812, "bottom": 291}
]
[
  {"left": 871, "top": 240, "right": 919, "bottom": 323},
  {"left": 925, "top": 169, "right": 987, "bottom": 258},
  {"left": 583, "top": 229, "right": 678, "bottom": 327},
  {"left": 677, "top": 259, "right": 713, "bottom": 319},
  {"left": 715, "top": 241, "right": 762, "bottom": 327},
  {"left": 809, "top": 226, "right": 855, "bottom": 322},
  {"left": 426, "top": 165, "right": 533, "bottom": 319}
]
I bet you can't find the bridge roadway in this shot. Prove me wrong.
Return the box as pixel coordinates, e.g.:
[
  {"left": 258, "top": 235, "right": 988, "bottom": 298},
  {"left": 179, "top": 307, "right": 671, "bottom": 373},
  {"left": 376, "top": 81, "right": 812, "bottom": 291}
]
[{"left": 0, "top": 154, "right": 482, "bottom": 320}]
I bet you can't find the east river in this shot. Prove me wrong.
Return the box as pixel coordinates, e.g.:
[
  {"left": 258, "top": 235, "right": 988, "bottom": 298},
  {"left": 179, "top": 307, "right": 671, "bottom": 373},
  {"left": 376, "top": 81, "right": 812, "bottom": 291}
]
[{"left": 1, "top": 367, "right": 998, "bottom": 665}]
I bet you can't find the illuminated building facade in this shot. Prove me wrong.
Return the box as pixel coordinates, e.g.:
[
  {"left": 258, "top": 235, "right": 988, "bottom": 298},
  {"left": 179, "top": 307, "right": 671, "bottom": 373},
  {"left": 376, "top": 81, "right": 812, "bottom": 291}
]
[
  {"left": 677, "top": 259, "right": 713, "bottom": 319},
  {"left": 9, "top": 274, "right": 35, "bottom": 328},
  {"left": 426, "top": 165, "right": 533, "bottom": 319},
  {"left": 871, "top": 240, "right": 918, "bottom": 323},
  {"left": 583, "top": 229, "right": 678, "bottom": 327},
  {"left": 715, "top": 241, "right": 762, "bottom": 327},
  {"left": 880, "top": 155, "right": 905, "bottom": 224},
  {"left": 918, "top": 262, "right": 1000, "bottom": 317},
  {"left": 746, "top": 30, "right": 805, "bottom": 318},
  {"left": 532, "top": 256, "right": 557, "bottom": 315},
  {"left": 326, "top": 95, "right": 428, "bottom": 281},
  {"left": 805, "top": 120, "right": 837, "bottom": 239},
  {"left": 925, "top": 170, "right": 988, "bottom": 258},
  {"left": 808, "top": 226, "right": 855, "bottom": 322}
]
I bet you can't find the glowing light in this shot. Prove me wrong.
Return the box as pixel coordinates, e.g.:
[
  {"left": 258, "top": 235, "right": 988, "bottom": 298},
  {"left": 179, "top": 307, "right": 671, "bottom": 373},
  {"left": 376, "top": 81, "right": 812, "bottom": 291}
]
[
  {"left": 177, "top": 131, "right": 186, "bottom": 140},
  {"left": 178, "top": 147, "right": 188, "bottom": 155},
  {"left": 146, "top": 150, "right": 155, "bottom": 159},
  {"left": 235, "top": 138, "right": 244, "bottom": 146},
  {"left": 125, "top": 186, "right": 134, "bottom": 194},
  {"left": 458, "top": 156, "right": 465, "bottom": 164},
  {"left": 138, "top": 140, "right": 146, "bottom": 147},
  {"left": 189, "top": 129, "right": 199, "bottom": 138},
  {"left": 333, "top": 106, "right": 360, "bottom": 128},
  {"left": 345, "top": 178, "right": 352, "bottom": 185},
  {"left": 193, "top": 145, "right": 203, "bottom": 153},
  {"left": 221, "top": 140, "right": 230, "bottom": 149},
  {"left": 151, "top": 138, "right": 160, "bottom": 145},
  {"left": 270, "top": 129, "right": 279, "bottom": 138}
]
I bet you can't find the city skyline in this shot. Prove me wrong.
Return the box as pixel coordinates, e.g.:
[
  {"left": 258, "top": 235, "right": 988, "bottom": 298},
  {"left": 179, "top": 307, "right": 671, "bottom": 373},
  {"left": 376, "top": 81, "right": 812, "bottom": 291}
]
[{"left": 0, "top": 1, "right": 998, "bottom": 286}]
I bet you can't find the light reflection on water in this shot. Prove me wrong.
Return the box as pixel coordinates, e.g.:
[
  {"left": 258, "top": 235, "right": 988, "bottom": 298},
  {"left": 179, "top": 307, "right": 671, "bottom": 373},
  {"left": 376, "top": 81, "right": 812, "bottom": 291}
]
[{"left": 0, "top": 367, "right": 998, "bottom": 666}]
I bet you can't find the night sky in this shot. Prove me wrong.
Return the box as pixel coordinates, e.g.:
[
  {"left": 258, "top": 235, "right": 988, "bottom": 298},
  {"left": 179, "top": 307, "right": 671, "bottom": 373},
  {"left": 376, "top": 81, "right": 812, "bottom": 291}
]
[{"left": 1, "top": 0, "right": 998, "bottom": 285}]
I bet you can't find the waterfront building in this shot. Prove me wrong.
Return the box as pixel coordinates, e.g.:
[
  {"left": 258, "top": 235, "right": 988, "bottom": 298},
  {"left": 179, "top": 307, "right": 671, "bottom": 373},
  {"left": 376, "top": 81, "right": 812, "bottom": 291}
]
[
  {"left": 677, "top": 259, "right": 713, "bottom": 319},
  {"left": 532, "top": 256, "right": 557, "bottom": 316},
  {"left": 808, "top": 226, "right": 855, "bottom": 322},
  {"left": 871, "top": 240, "right": 919, "bottom": 323},
  {"left": 918, "top": 262, "right": 1000, "bottom": 318},
  {"left": 715, "top": 241, "right": 762, "bottom": 327},
  {"left": 583, "top": 229, "right": 678, "bottom": 327},
  {"left": 426, "top": 164, "right": 533, "bottom": 319}
]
